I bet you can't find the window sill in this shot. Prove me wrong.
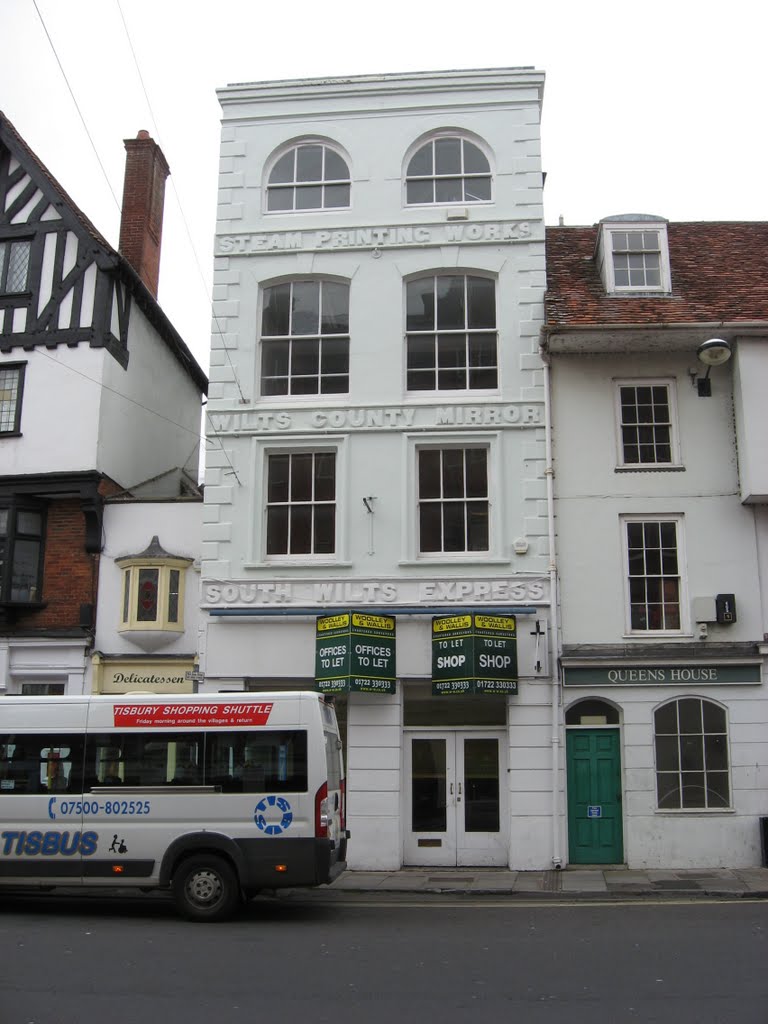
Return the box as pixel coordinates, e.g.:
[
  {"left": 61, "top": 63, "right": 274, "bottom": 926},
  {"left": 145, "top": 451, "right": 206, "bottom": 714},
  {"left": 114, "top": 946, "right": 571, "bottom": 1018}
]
[
  {"left": 399, "top": 557, "right": 511, "bottom": 568},
  {"left": 622, "top": 633, "right": 695, "bottom": 641},
  {"left": 654, "top": 807, "right": 735, "bottom": 815},
  {"left": 245, "top": 560, "right": 353, "bottom": 569},
  {"left": 615, "top": 465, "right": 685, "bottom": 473}
]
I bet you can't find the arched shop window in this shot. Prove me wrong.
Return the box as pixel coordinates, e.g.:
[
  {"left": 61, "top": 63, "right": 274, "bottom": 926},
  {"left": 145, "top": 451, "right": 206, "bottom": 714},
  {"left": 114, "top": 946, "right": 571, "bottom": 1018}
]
[{"left": 654, "top": 697, "right": 730, "bottom": 809}]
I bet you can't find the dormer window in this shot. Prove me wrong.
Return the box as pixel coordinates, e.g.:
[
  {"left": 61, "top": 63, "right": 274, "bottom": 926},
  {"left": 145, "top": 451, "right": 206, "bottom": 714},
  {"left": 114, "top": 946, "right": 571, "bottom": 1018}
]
[
  {"left": 116, "top": 536, "right": 192, "bottom": 651},
  {"left": 598, "top": 216, "right": 671, "bottom": 294}
]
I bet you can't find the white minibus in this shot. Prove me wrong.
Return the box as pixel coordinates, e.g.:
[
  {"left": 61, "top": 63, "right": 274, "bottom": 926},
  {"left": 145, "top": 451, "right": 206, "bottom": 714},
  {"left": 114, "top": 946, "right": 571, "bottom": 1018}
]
[{"left": 0, "top": 692, "right": 347, "bottom": 920}]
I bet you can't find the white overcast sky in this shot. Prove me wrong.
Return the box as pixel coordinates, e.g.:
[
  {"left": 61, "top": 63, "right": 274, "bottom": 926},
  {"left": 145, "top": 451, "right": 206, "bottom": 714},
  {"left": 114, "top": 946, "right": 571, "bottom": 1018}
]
[{"left": 1, "top": 0, "right": 766, "bottom": 374}]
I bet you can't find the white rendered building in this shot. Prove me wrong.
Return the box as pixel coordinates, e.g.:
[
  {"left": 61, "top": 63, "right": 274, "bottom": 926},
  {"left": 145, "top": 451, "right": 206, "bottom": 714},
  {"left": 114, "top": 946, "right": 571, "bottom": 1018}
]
[
  {"left": 544, "top": 217, "right": 768, "bottom": 868},
  {"left": 200, "top": 69, "right": 557, "bottom": 870}
]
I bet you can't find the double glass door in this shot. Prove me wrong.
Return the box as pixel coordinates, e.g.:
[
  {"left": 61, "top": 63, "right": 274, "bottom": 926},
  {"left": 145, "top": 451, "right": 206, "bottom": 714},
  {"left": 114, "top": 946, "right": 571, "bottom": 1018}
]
[{"left": 404, "top": 731, "right": 507, "bottom": 866}]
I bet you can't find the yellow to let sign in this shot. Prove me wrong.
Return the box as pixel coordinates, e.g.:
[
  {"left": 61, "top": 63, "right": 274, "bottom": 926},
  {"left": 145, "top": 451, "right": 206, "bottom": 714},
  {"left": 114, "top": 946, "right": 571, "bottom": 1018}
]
[
  {"left": 433, "top": 615, "right": 472, "bottom": 633},
  {"left": 352, "top": 612, "right": 395, "bottom": 631},
  {"left": 475, "top": 615, "right": 516, "bottom": 633},
  {"left": 317, "top": 613, "right": 351, "bottom": 631}
]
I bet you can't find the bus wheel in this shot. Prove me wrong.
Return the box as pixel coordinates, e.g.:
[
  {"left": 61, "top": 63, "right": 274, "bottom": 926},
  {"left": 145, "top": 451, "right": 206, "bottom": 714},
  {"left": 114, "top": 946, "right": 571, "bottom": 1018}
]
[{"left": 172, "top": 855, "right": 241, "bottom": 922}]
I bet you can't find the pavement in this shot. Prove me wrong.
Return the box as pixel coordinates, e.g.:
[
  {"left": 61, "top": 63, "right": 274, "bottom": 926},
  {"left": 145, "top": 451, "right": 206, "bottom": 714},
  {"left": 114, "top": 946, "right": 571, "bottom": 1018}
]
[{"left": 309, "top": 865, "right": 768, "bottom": 900}]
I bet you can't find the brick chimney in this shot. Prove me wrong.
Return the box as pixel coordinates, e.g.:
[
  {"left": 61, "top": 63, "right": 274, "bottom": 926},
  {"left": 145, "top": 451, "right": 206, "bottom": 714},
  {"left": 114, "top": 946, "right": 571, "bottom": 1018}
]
[{"left": 119, "top": 130, "right": 170, "bottom": 298}]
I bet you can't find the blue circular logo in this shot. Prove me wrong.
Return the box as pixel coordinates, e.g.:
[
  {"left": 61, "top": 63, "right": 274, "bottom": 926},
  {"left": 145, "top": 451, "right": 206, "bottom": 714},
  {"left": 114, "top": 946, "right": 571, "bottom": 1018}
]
[{"left": 254, "top": 795, "right": 293, "bottom": 835}]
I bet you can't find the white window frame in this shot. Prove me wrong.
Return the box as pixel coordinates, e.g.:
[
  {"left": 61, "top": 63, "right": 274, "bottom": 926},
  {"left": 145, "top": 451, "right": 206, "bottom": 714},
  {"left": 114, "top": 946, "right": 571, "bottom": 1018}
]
[
  {"left": 403, "top": 132, "right": 493, "bottom": 208},
  {"left": 402, "top": 434, "right": 506, "bottom": 565},
  {"left": 653, "top": 696, "right": 731, "bottom": 811},
  {"left": 404, "top": 273, "right": 499, "bottom": 395},
  {"left": 621, "top": 515, "right": 688, "bottom": 636},
  {"left": 598, "top": 220, "right": 671, "bottom": 294},
  {"left": 259, "top": 278, "right": 350, "bottom": 398},
  {"left": 252, "top": 437, "right": 348, "bottom": 567},
  {"left": 614, "top": 378, "right": 681, "bottom": 469},
  {"left": 264, "top": 140, "right": 351, "bottom": 215}
]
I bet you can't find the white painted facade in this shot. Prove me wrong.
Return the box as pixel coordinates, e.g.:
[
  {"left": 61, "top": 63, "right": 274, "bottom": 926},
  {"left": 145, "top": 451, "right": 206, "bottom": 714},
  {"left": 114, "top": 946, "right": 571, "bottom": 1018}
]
[
  {"left": 201, "top": 69, "right": 555, "bottom": 870},
  {"left": 546, "top": 219, "right": 768, "bottom": 870},
  {"left": 88, "top": 499, "right": 203, "bottom": 695}
]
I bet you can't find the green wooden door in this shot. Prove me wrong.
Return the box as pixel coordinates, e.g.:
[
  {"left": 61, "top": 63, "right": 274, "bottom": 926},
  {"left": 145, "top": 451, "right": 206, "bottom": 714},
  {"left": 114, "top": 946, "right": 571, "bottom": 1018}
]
[{"left": 566, "top": 729, "right": 624, "bottom": 865}]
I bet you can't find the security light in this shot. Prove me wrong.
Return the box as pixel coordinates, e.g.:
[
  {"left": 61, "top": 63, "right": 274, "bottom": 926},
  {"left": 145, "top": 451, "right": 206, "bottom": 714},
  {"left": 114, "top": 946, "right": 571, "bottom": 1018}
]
[{"left": 693, "top": 338, "right": 732, "bottom": 396}]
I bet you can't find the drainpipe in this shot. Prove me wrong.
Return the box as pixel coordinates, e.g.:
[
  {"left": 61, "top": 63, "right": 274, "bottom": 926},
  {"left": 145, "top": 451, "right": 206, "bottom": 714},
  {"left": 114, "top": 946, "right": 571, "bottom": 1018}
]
[{"left": 541, "top": 346, "right": 563, "bottom": 869}]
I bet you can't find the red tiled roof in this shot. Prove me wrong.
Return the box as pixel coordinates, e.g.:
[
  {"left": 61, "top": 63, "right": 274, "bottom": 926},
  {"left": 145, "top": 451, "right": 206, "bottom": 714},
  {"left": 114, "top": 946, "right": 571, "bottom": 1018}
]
[{"left": 545, "top": 222, "right": 768, "bottom": 327}]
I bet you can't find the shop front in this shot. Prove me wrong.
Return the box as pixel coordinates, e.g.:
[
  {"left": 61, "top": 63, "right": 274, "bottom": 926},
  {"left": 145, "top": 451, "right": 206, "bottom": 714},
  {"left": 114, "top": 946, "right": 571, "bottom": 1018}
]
[{"left": 561, "top": 655, "right": 768, "bottom": 869}]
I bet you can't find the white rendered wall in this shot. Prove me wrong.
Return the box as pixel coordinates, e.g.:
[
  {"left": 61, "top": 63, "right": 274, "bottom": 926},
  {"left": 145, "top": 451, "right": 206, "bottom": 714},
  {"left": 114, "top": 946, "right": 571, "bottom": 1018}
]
[
  {"left": 202, "top": 70, "right": 553, "bottom": 870},
  {"left": 92, "top": 500, "right": 202, "bottom": 659}
]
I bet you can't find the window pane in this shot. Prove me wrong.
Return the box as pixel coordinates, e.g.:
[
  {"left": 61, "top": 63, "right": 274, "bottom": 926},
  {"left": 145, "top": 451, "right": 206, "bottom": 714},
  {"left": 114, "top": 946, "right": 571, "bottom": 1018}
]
[
  {"left": 678, "top": 698, "right": 703, "bottom": 734},
  {"left": 706, "top": 773, "right": 730, "bottom": 808},
  {"left": 324, "top": 150, "right": 349, "bottom": 181},
  {"left": 320, "top": 282, "right": 349, "bottom": 334},
  {"left": 407, "top": 279, "right": 435, "bottom": 331},
  {"left": 291, "top": 282, "right": 320, "bottom": 335},
  {"left": 681, "top": 772, "right": 706, "bottom": 808},
  {"left": 261, "top": 341, "right": 289, "bottom": 382},
  {"left": 655, "top": 735, "right": 680, "bottom": 772},
  {"left": 703, "top": 702, "right": 726, "bottom": 733},
  {"left": 289, "top": 504, "right": 312, "bottom": 553},
  {"left": 467, "top": 277, "right": 495, "bottom": 328},
  {"left": 321, "top": 337, "right": 349, "bottom": 374},
  {"left": 295, "top": 185, "right": 323, "bottom": 210},
  {"left": 406, "top": 180, "right": 433, "bottom": 204},
  {"left": 408, "top": 144, "right": 434, "bottom": 177},
  {"left": 167, "top": 569, "right": 180, "bottom": 623},
  {"left": 408, "top": 336, "right": 436, "bottom": 371},
  {"left": 435, "top": 178, "right": 464, "bottom": 203},
  {"left": 17, "top": 511, "right": 42, "bottom": 536},
  {"left": 466, "top": 502, "right": 489, "bottom": 550},
  {"left": 657, "top": 773, "right": 680, "bottom": 808},
  {"left": 419, "top": 450, "right": 441, "bottom": 498},
  {"left": 136, "top": 568, "right": 159, "bottom": 622},
  {"left": 11, "top": 538, "right": 41, "bottom": 601},
  {"left": 267, "top": 187, "right": 293, "bottom": 212},
  {"left": 313, "top": 505, "right": 335, "bottom": 553},
  {"left": 324, "top": 184, "right": 350, "bottom": 208},
  {"left": 442, "top": 502, "right": 466, "bottom": 551},
  {"left": 0, "top": 367, "right": 22, "bottom": 432},
  {"left": 6, "top": 241, "right": 31, "bottom": 293},
  {"left": 291, "top": 339, "right": 320, "bottom": 377},
  {"left": 442, "top": 450, "right": 466, "bottom": 497},
  {"left": 419, "top": 503, "right": 442, "bottom": 552},
  {"left": 266, "top": 507, "right": 288, "bottom": 554},
  {"left": 262, "top": 284, "right": 291, "bottom": 336},
  {"left": 314, "top": 454, "right": 336, "bottom": 501},
  {"left": 680, "top": 735, "right": 703, "bottom": 772},
  {"left": 269, "top": 151, "right": 295, "bottom": 184},
  {"left": 464, "top": 177, "right": 491, "bottom": 202},
  {"left": 434, "top": 137, "right": 461, "bottom": 174},
  {"left": 436, "top": 277, "right": 465, "bottom": 329},
  {"left": 289, "top": 454, "right": 313, "bottom": 501},
  {"left": 463, "top": 141, "right": 489, "bottom": 174},
  {"left": 705, "top": 734, "right": 728, "bottom": 772},
  {"left": 296, "top": 145, "right": 323, "bottom": 182},
  {"left": 465, "top": 449, "right": 488, "bottom": 496},
  {"left": 268, "top": 455, "right": 289, "bottom": 502}
]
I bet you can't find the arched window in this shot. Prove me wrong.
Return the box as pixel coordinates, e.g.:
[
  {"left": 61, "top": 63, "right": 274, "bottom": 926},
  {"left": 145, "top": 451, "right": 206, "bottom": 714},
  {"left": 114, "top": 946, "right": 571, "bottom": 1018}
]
[
  {"left": 405, "top": 136, "right": 491, "bottom": 205},
  {"left": 261, "top": 280, "right": 349, "bottom": 396},
  {"left": 266, "top": 143, "right": 350, "bottom": 212},
  {"left": 654, "top": 697, "right": 730, "bottom": 809},
  {"left": 406, "top": 274, "right": 496, "bottom": 391}
]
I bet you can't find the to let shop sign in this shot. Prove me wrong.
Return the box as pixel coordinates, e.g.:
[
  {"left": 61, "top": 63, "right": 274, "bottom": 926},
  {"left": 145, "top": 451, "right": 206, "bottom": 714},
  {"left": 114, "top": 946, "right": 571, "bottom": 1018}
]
[
  {"left": 432, "top": 614, "right": 518, "bottom": 695},
  {"left": 315, "top": 611, "right": 397, "bottom": 694}
]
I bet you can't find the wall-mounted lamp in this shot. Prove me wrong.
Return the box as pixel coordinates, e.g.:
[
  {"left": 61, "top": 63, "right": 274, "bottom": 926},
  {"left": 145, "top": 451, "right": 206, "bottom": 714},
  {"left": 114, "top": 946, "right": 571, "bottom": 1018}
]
[{"left": 690, "top": 338, "right": 732, "bottom": 396}]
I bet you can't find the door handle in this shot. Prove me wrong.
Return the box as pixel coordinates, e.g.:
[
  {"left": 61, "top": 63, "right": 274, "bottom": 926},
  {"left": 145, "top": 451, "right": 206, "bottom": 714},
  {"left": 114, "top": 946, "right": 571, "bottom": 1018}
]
[{"left": 457, "top": 782, "right": 462, "bottom": 803}]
